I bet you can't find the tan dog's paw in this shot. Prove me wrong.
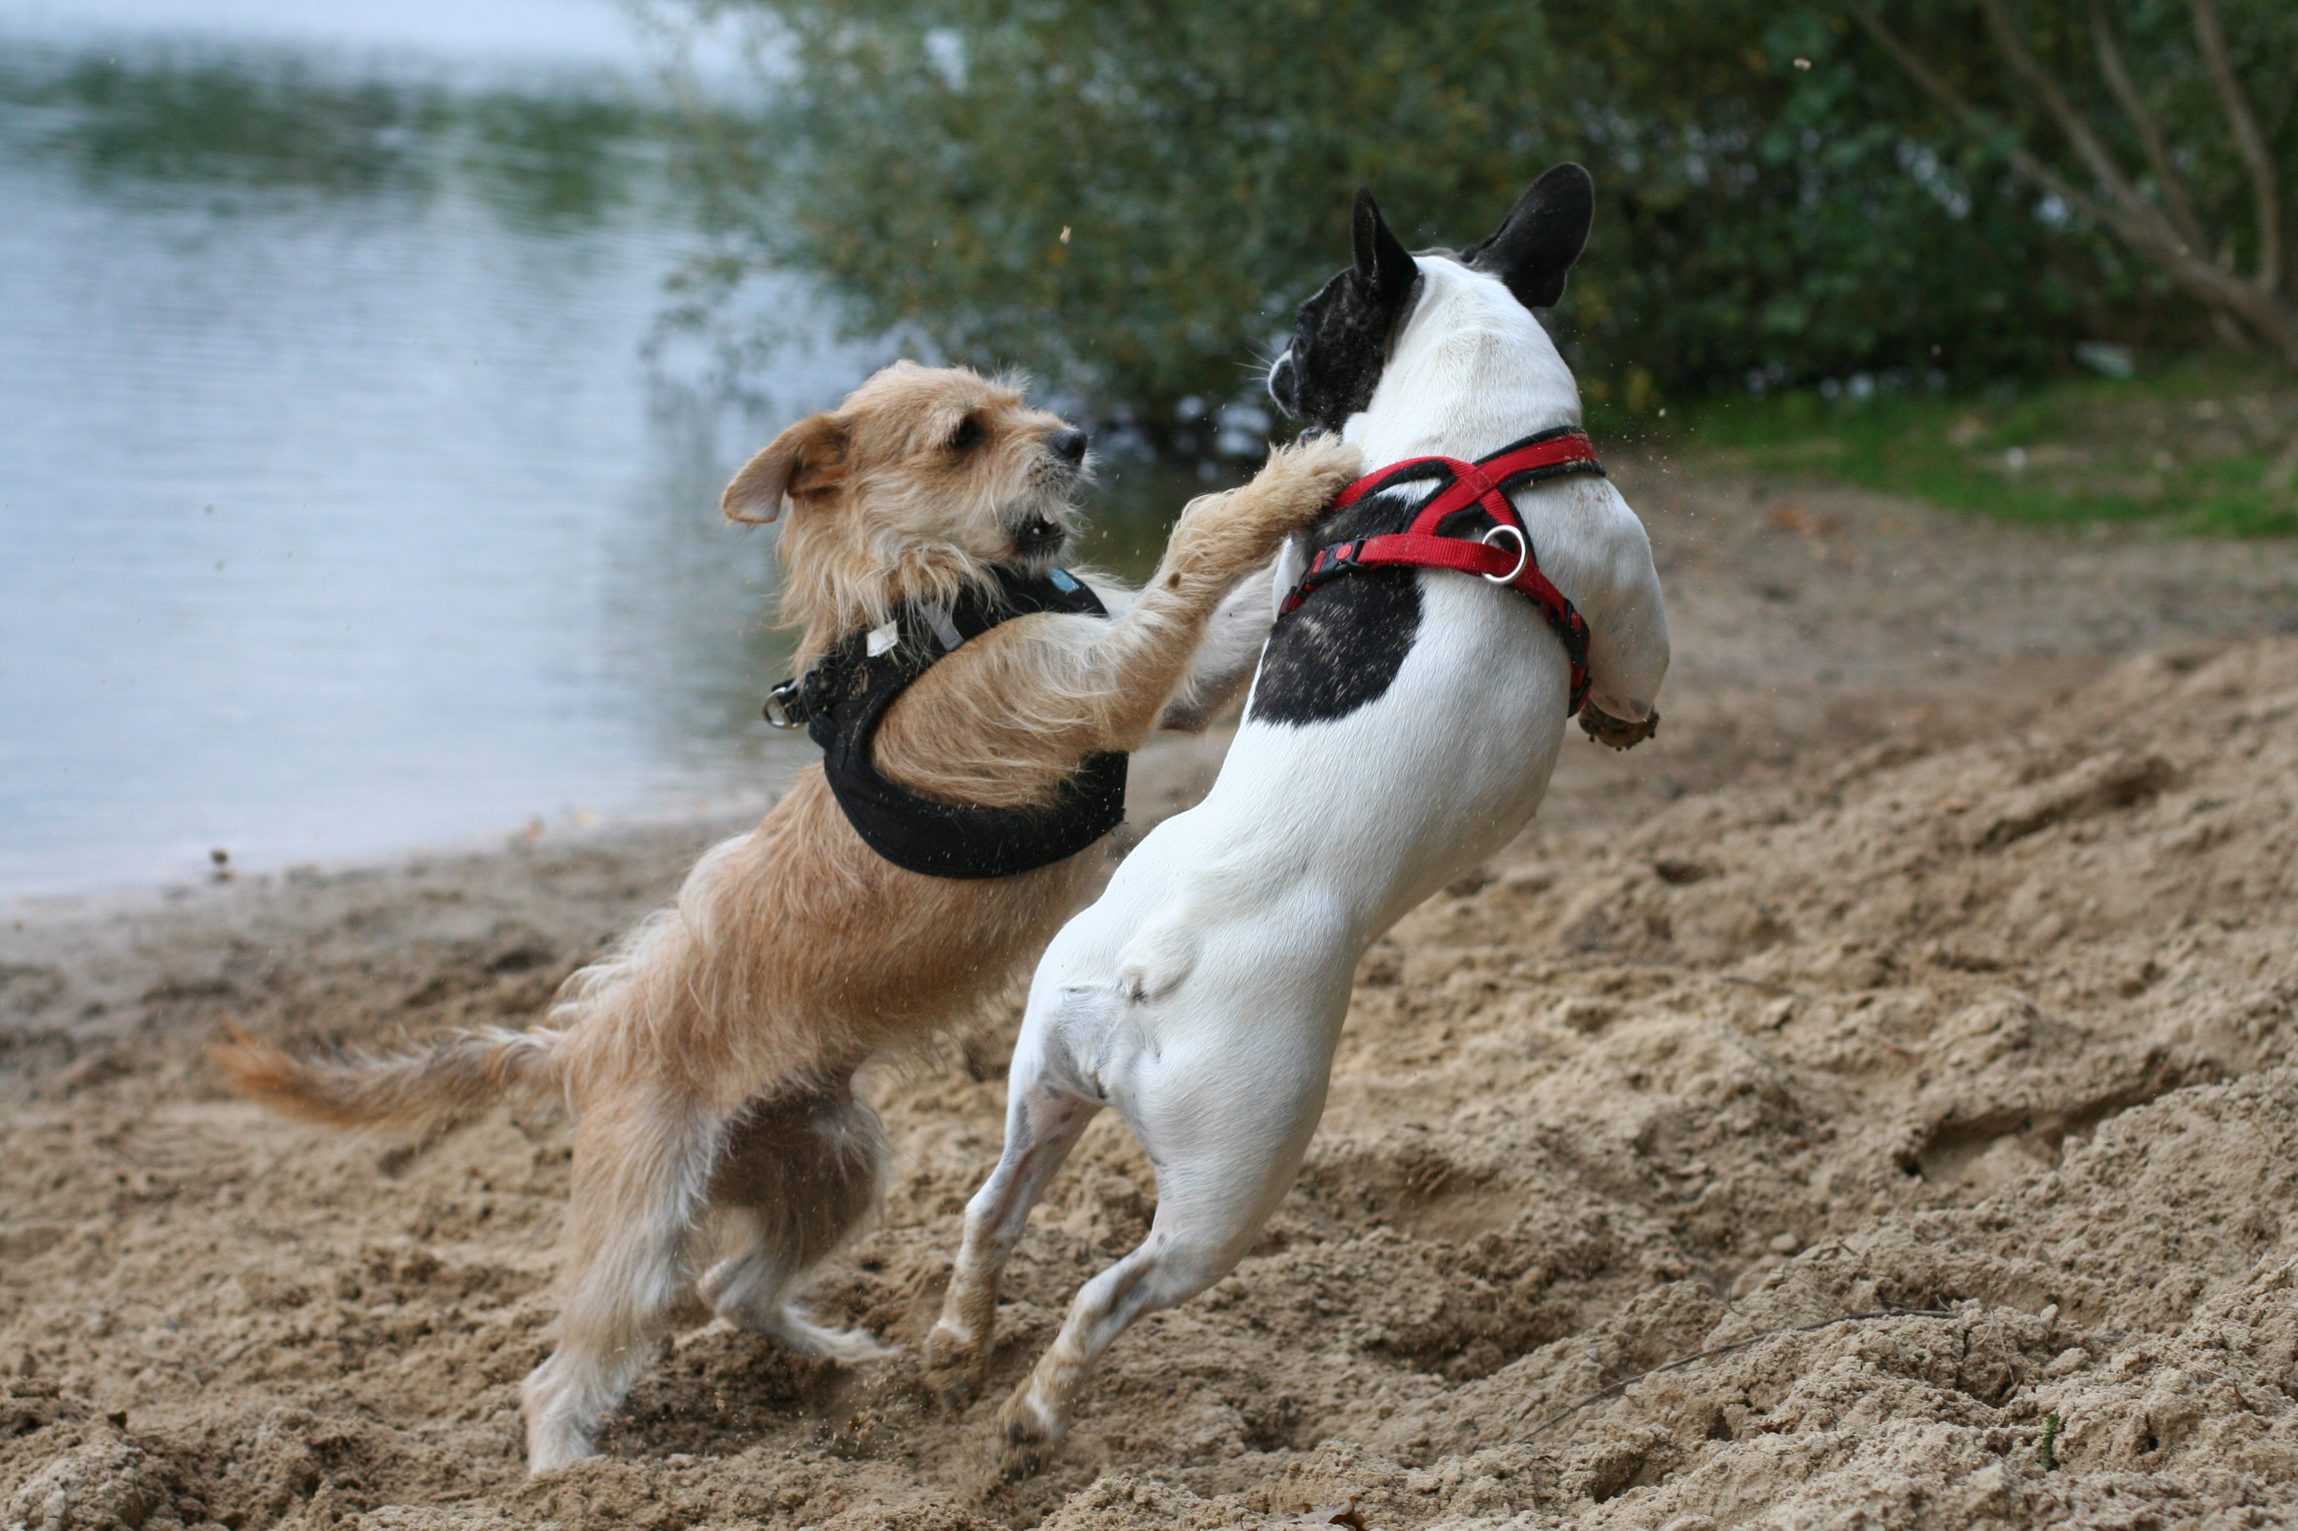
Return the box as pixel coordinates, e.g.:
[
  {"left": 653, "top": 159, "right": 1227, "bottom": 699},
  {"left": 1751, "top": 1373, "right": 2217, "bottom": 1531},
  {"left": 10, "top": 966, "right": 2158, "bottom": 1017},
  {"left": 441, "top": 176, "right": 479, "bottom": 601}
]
[
  {"left": 1580, "top": 704, "right": 1659, "bottom": 750},
  {"left": 1186, "top": 434, "right": 1362, "bottom": 564},
  {"left": 1254, "top": 434, "right": 1365, "bottom": 529},
  {"left": 1164, "top": 435, "right": 1365, "bottom": 587}
]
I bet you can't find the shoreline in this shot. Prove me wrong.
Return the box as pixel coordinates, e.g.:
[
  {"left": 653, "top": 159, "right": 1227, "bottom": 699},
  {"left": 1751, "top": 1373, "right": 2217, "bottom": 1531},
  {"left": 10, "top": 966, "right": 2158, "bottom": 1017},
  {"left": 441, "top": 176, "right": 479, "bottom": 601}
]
[{"left": 0, "top": 791, "right": 781, "bottom": 931}]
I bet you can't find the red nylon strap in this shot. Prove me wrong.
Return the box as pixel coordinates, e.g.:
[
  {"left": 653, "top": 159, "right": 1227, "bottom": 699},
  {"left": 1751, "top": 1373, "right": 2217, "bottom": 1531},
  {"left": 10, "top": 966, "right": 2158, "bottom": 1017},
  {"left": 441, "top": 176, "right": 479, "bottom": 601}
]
[
  {"left": 1283, "top": 429, "right": 1603, "bottom": 714},
  {"left": 1328, "top": 429, "right": 1603, "bottom": 518}
]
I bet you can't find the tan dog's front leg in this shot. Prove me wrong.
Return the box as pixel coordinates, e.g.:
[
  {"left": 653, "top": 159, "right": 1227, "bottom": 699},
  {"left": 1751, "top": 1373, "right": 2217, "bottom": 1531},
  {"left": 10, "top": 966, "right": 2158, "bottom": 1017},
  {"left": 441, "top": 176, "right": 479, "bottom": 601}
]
[
  {"left": 873, "top": 436, "right": 1357, "bottom": 810},
  {"left": 1071, "top": 436, "right": 1360, "bottom": 753},
  {"left": 1155, "top": 559, "right": 1282, "bottom": 731}
]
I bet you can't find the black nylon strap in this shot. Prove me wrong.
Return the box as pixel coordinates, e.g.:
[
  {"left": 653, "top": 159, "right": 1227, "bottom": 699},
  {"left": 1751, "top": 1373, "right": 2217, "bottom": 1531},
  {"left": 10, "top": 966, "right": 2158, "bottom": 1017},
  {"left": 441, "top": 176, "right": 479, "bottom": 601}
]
[{"left": 774, "top": 568, "right": 1128, "bottom": 880}]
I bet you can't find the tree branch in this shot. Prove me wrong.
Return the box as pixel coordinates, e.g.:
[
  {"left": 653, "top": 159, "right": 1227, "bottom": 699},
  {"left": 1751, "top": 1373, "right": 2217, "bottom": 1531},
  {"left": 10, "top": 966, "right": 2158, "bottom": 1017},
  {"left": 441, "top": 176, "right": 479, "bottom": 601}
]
[
  {"left": 2190, "top": 0, "right": 2283, "bottom": 293},
  {"left": 1858, "top": 10, "right": 2142, "bottom": 242},
  {"left": 2087, "top": 0, "right": 2204, "bottom": 254},
  {"left": 1975, "top": 0, "right": 2172, "bottom": 249},
  {"left": 1856, "top": 6, "right": 2298, "bottom": 368}
]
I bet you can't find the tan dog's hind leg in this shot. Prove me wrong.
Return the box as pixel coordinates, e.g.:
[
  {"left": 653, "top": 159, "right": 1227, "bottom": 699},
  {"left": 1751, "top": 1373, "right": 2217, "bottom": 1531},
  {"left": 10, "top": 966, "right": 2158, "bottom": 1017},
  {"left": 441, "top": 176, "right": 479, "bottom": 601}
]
[
  {"left": 700, "top": 1083, "right": 892, "bottom": 1364},
  {"left": 522, "top": 1094, "right": 720, "bottom": 1474}
]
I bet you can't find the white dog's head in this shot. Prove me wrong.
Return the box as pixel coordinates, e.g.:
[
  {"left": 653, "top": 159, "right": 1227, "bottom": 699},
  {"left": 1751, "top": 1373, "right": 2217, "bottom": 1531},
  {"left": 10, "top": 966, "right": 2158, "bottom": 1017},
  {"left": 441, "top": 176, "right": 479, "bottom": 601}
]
[{"left": 1267, "top": 164, "right": 1596, "bottom": 438}]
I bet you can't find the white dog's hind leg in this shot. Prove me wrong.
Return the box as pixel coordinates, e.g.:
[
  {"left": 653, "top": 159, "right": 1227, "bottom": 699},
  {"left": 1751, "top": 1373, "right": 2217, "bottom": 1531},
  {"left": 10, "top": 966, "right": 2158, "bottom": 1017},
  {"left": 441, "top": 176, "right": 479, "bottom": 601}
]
[
  {"left": 993, "top": 1082, "right": 1323, "bottom": 1478},
  {"left": 926, "top": 1074, "right": 1100, "bottom": 1402}
]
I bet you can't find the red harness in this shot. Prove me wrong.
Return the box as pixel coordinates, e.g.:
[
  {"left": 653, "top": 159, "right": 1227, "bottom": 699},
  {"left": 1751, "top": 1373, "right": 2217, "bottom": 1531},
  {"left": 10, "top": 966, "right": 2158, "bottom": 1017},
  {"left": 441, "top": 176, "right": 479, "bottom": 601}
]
[{"left": 1279, "top": 427, "right": 1605, "bottom": 715}]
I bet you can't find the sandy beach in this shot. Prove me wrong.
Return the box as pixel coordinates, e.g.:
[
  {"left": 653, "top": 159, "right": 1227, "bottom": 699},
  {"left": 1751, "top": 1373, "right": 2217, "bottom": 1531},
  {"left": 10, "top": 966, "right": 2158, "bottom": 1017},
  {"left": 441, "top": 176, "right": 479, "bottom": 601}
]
[{"left": 6, "top": 461, "right": 2298, "bottom": 1529}]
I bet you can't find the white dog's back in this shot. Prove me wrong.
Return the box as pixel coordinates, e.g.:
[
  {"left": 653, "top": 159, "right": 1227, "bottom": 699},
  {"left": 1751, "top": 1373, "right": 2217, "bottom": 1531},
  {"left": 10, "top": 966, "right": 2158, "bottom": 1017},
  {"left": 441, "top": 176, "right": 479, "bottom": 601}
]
[{"left": 1038, "top": 257, "right": 1664, "bottom": 1073}]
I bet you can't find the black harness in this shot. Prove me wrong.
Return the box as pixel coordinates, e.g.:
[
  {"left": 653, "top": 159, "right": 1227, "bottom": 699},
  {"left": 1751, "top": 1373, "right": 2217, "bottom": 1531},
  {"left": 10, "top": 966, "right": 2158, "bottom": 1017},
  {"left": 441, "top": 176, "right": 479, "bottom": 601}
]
[{"left": 763, "top": 567, "right": 1127, "bottom": 879}]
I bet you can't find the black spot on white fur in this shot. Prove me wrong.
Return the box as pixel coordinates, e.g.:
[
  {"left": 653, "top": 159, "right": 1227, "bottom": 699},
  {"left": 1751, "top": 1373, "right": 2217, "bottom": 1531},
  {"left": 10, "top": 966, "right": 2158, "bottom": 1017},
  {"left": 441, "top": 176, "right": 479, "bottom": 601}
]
[{"left": 1248, "top": 490, "right": 1421, "bottom": 726}]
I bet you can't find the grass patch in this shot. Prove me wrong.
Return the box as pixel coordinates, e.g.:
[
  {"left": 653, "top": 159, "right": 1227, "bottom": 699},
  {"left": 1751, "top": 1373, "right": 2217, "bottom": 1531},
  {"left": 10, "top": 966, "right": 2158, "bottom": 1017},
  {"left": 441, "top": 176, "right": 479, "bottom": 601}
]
[{"left": 1633, "top": 359, "right": 2298, "bottom": 537}]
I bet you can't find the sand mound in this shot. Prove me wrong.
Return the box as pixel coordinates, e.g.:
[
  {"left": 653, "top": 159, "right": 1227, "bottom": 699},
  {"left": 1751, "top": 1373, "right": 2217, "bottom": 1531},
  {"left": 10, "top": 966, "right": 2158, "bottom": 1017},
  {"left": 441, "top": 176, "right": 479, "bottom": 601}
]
[{"left": 3, "top": 635, "right": 2295, "bottom": 1529}]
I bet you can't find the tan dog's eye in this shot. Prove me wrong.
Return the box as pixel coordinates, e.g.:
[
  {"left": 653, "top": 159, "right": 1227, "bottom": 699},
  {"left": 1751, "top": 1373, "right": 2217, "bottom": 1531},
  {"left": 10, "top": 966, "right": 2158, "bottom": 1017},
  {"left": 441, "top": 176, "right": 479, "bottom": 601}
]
[{"left": 947, "top": 414, "right": 984, "bottom": 451}]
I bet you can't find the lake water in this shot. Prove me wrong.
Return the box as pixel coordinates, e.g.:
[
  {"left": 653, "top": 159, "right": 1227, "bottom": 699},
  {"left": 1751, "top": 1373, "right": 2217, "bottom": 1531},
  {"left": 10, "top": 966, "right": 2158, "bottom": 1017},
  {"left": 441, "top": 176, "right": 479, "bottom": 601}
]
[{"left": 0, "top": 1, "right": 1197, "bottom": 894}]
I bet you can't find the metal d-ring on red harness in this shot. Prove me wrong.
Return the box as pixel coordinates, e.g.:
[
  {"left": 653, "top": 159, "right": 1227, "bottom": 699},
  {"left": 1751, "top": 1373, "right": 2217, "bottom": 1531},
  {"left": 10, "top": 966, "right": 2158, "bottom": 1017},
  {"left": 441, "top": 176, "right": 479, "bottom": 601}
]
[{"left": 1279, "top": 426, "right": 1605, "bottom": 715}]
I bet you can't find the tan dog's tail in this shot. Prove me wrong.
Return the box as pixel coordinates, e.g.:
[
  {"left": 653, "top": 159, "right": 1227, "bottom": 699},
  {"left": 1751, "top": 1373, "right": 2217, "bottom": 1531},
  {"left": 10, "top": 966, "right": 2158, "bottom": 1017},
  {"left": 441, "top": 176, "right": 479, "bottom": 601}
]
[{"left": 212, "top": 1024, "right": 565, "bottom": 1129}]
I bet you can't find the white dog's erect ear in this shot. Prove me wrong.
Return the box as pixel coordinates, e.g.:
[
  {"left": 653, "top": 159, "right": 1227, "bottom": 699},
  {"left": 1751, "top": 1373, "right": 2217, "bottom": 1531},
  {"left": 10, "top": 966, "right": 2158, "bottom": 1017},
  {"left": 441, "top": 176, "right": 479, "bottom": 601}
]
[
  {"left": 1350, "top": 189, "right": 1418, "bottom": 307},
  {"left": 1465, "top": 163, "right": 1595, "bottom": 310},
  {"left": 722, "top": 413, "right": 849, "bottom": 524}
]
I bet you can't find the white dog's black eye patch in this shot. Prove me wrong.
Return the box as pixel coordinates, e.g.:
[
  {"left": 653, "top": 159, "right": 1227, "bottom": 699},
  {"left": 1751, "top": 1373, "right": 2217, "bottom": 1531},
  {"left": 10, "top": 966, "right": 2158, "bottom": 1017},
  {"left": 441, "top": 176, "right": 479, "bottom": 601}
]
[
  {"left": 1272, "top": 189, "right": 1420, "bottom": 433},
  {"left": 1249, "top": 490, "right": 1422, "bottom": 726},
  {"left": 1279, "top": 271, "right": 1412, "bottom": 434}
]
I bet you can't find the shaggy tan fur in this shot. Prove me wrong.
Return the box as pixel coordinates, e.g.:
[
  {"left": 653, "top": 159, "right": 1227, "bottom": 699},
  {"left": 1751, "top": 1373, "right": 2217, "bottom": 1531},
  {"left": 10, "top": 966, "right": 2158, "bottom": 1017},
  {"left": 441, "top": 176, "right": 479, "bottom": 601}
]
[{"left": 214, "top": 362, "right": 1359, "bottom": 1474}]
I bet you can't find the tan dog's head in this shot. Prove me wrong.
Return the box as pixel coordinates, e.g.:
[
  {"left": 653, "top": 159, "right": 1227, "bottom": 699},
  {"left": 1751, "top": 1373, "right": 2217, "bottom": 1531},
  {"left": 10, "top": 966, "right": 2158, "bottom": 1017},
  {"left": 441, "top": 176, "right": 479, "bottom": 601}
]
[{"left": 723, "top": 362, "right": 1092, "bottom": 655}]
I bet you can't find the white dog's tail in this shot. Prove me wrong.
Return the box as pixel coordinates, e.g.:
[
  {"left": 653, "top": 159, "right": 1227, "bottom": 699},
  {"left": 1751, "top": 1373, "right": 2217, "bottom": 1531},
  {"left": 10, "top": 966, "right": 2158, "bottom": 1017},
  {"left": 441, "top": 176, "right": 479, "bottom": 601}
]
[
  {"left": 213, "top": 1023, "right": 566, "bottom": 1129},
  {"left": 1117, "top": 910, "right": 1201, "bottom": 1003}
]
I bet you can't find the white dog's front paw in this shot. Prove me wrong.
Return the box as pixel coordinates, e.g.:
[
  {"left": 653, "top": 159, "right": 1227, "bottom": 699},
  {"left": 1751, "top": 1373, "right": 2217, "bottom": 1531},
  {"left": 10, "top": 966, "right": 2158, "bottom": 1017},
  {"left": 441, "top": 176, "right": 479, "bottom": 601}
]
[{"left": 1580, "top": 703, "right": 1658, "bottom": 751}]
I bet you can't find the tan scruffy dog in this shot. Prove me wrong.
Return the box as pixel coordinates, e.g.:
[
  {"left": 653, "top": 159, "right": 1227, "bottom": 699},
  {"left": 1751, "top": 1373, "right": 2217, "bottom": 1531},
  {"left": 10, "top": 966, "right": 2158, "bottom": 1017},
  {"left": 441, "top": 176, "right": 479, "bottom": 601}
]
[{"left": 215, "top": 361, "right": 1360, "bottom": 1474}]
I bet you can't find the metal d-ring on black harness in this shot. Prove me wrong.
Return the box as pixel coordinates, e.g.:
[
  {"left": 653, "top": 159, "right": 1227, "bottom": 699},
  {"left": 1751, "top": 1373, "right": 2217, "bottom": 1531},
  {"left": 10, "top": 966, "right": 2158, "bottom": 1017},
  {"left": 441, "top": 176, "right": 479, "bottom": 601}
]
[{"left": 762, "top": 566, "right": 1128, "bottom": 879}]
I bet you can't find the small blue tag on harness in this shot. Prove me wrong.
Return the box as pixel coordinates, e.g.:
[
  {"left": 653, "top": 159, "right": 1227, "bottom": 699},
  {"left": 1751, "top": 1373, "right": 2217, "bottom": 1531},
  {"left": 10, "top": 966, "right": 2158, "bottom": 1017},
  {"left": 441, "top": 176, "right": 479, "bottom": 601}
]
[{"left": 1049, "top": 568, "right": 1080, "bottom": 592}]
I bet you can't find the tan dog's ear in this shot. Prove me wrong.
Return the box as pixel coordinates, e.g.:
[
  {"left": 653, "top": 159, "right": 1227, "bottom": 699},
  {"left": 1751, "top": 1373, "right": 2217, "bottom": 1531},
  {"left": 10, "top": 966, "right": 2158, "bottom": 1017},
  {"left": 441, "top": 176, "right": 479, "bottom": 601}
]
[{"left": 722, "top": 414, "right": 849, "bottom": 524}]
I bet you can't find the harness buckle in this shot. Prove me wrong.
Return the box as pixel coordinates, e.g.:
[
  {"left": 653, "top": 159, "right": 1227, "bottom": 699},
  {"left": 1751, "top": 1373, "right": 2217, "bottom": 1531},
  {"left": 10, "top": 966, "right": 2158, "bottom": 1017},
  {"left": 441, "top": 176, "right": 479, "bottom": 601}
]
[
  {"left": 1479, "top": 523, "right": 1530, "bottom": 585},
  {"left": 762, "top": 679, "right": 806, "bottom": 729}
]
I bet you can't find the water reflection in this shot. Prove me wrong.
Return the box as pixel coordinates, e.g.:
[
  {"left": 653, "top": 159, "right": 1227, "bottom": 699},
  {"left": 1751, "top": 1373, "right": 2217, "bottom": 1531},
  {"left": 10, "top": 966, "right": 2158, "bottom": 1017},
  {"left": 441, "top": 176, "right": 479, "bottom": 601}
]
[
  {"left": 0, "top": 18, "right": 1218, "bottom": 895},
  {"left": 0, "top": 32, "right": 832, "bottom": 893}
]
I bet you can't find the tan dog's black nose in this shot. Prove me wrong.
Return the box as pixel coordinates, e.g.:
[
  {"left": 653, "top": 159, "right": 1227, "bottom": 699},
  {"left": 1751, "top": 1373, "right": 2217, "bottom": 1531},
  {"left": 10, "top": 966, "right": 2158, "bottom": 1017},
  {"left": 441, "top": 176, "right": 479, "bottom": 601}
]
[{"left": 1047, "top": 428, "right": 1089, "bottom": 466}]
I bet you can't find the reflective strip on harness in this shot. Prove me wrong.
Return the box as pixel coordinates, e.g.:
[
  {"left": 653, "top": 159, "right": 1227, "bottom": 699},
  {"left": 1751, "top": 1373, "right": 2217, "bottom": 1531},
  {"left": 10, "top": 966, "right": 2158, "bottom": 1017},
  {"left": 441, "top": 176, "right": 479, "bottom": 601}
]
[{"left": 1280, "top": 427, "right": 1602, "bottom": 715}]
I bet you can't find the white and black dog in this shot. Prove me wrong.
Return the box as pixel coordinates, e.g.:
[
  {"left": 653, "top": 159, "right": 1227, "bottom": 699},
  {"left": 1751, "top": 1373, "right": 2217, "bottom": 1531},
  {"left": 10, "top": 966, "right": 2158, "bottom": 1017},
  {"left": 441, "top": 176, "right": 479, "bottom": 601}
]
[{"left": 925, "top": 165, "right": 1671, "bottom": 1474}]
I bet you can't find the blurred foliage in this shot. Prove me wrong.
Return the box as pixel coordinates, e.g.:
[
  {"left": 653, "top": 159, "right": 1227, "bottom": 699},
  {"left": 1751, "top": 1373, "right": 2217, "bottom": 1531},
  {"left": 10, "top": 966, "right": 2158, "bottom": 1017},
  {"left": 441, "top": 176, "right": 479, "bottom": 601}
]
[
  {"left": 1853, "top": 0, "right": 2298, "bottom": 366},
  {"left": 668, "top": 0, "right": 1580, "bottom": 454},
  {"left": 1535, "top": 2, "right": 2131, "bottom": 404},
  {"left": 662, "top": 0, "right": 2288, "bottom": 457},
  {"left": 1674, "top": 358, "right": 2298, "bottom": 536}
]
